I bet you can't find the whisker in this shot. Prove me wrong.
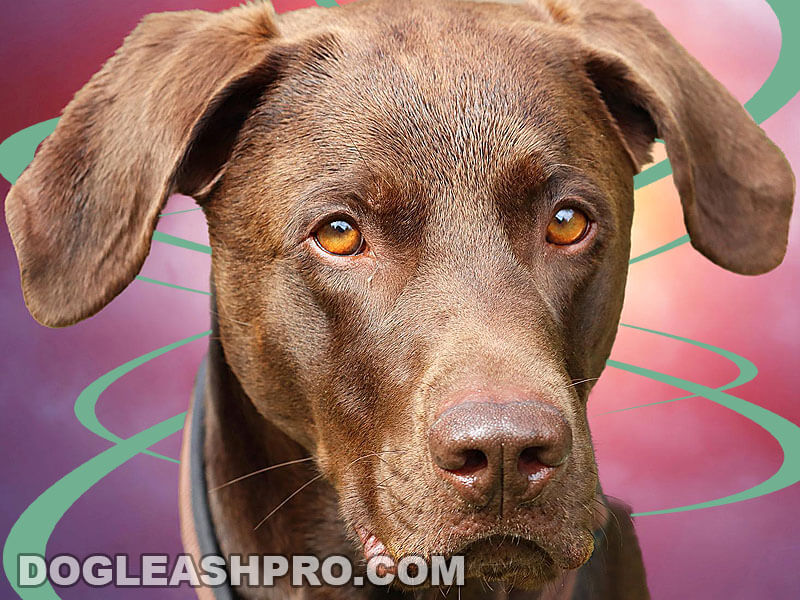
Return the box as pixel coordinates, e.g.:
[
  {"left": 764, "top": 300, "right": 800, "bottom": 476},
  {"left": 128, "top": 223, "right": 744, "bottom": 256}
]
[
  {"left": 374, "top": 471, "right": 401, "bottom": 489},
  {"left": 253, "top": 473, "right": 324, "bottom": 531},
  {"left": 210, "top": 456, "right": 314, "bottom": 492},
  {"left": 380, "top": 504, "right": 411, "bottom": 522},
  {"left": 567, "top": 377, "right": 600, "bottom": 389},
  {"left": 209, "top": 309, "right": 251, "bottom": 327},
  {"left": 596, "top": 496, "right": 621, "bottom": 538},
  {"left": 587, "top": 497, "right": 615, "bottom": 552},
  {"left": 342, "top": 449, "right": 408, "bottom": 473},
  {"left": 251, "top": 449, "right": 408, "bottom": 531}
]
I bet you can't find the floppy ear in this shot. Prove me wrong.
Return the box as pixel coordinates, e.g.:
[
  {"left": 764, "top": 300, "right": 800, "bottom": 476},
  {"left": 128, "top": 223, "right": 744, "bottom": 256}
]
[
  {"left": 533, "top": 0, "right": 795, "bottom": 275},
  {"left": 5, "top": 2, "right": 283, "bottom": 327}
]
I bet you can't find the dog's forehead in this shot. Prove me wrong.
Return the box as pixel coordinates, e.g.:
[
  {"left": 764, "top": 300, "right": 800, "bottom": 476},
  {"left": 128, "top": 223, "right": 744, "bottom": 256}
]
[{"left": 263, "top": 1, "right": 611, "bottom": 209}]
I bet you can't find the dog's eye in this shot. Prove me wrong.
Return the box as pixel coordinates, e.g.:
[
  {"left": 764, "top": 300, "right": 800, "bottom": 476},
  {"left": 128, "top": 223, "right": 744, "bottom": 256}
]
[
  {"left": 314, "top": 218, "right": 364, "bottom": 256},
  {"left": 546, "top": 208, "right": 590, "bottom": 245}
]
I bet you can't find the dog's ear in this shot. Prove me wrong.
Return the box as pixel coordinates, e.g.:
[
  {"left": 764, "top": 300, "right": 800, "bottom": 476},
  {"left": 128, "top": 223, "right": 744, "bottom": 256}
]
[
  {"left": 5, "top": 2, "right": 283, "bottom": 327},
  {"left": 533, "top": 0, "right": 795, "bottom": 275}
]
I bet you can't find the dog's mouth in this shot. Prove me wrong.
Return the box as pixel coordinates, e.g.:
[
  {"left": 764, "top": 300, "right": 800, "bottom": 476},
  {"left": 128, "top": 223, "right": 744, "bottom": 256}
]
[{"left": 354, "top": 525, "right": 589, "bottom": 587}]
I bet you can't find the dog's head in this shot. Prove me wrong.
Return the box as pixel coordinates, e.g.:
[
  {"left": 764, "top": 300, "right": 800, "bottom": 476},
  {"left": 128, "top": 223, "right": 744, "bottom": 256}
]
[{"left": 6, "top": 0, "right": 794, "bottom": 588}]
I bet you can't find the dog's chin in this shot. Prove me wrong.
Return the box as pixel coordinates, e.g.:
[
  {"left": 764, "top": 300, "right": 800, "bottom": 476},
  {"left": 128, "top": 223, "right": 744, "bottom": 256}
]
[
  {"left": 458, "top": 528, "right": 596, "bottom": 588},
  {"left": 354, "top": 525, "right": 595, "bottom": 591},
  {"left": 458, "top": 536, "right": 561, "bottom": 589}
]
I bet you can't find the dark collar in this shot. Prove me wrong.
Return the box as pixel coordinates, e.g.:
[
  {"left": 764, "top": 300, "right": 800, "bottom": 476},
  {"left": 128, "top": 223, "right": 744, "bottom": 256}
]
[{"left": 188, "top": 358, "right": 236, "bottom": 600}]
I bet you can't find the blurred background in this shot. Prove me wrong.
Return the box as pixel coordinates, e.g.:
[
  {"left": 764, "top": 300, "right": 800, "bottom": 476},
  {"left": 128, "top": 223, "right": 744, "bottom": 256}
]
[{"left": 1, "top": 0, "right": 798, "bottom": 597}]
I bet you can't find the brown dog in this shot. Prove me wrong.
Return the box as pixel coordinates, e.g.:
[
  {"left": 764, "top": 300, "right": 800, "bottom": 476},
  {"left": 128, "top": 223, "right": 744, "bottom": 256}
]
[{"left": 5, "top": 0, "right": 794, "bottom": 598}]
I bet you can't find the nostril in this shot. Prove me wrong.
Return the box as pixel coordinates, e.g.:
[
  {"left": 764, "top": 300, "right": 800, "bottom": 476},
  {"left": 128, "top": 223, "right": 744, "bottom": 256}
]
[
  {"left": 518, "top": 446, "right": 548, "bottom": 479},
  {"left": 448, "top": 449, "right": 488, "bottom": 477}
]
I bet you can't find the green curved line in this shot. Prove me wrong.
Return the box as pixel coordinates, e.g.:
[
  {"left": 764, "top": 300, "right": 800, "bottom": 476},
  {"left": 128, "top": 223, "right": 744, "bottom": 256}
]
[
  {"left": 607, "top": 358, "right": 800, "bottom": 517},
  {"left": 135, "top": 275, "right": 211, "bottom": 296},
  {"left": 630, "top": 0, "right": 800, "bottom": 263},
  {"left": 602, "top": 325, "right": 799, "bottom": 516},
  {"left": 633, "top": 159, "right": 673, "bottom": 191},
  {"left": 2, "top": 413, "right": 186, "bottom": 599},
  {"left": 633, "top": 0, "right": 800, "bottom": 188},
  {"left": 743, "top": 0, "right": 800, "bottom": 123},
  {"left": 0, "top": 118, "right": 58, "bottom": 185},
  {"left": 598, "top": 323, "right": 758, "bottom": 415},
  {"left": 159, "top": 207, "right": 202, "bottom": 217},
  {"left": 152, "top": 231, "right": 211, "bottom": 255},
  {"left": 73, "top": 331, "right": 210, "bottom": 463},
  {"left": 0, "top": 122, "right": 201, "bottom": 222},
  {"left": 629, "top": 234, "right": 691, "bottom": 265}
]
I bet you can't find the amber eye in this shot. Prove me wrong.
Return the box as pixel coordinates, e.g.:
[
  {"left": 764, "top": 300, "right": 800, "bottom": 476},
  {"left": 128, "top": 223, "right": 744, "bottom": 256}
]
[
  {"left": 546, "top": 207, "right": 590, "bottom": 245},
  {"left": 314, "top": 218, "right": 364, "bottom": 256}
]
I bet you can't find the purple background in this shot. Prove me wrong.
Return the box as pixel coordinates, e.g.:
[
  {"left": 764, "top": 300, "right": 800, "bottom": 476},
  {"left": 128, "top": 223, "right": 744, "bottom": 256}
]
[{"left": 1, "top": 0, "right": 799, "bottom": 598}]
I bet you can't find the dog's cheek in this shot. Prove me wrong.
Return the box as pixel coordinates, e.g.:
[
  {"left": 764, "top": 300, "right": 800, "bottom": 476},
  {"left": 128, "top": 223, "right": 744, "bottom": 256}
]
[
  {"left": 312, "top": 347, "right": 431, "bottom": 541},
  {"left": 211, "top": 250, "right": 336, "bottom": 449}
]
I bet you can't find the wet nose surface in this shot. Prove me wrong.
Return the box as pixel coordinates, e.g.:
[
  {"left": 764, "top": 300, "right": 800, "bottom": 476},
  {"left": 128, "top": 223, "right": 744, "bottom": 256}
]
[{"left": 428, "top": 400, "right": 572, "bottom": 509}]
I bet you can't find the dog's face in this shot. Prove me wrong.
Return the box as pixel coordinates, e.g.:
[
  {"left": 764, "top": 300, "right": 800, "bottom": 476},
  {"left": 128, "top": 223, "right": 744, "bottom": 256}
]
[
  {"left": 208, "top": 4, "right": 636, "bottom": 583},
  {"left": 6, "top": 0, "right": 794, "bottom": 590}
]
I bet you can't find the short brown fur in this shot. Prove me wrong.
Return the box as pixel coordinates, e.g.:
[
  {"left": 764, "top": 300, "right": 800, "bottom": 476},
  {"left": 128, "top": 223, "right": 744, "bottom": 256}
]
[{"left": 5, "top": 0, "right": 795, "bottom": 598}]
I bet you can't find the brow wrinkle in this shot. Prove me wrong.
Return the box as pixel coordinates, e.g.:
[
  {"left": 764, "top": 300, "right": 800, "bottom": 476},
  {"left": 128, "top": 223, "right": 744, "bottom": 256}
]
[{"left": 346, "top": 133, "right": 380, "bottom": 203}]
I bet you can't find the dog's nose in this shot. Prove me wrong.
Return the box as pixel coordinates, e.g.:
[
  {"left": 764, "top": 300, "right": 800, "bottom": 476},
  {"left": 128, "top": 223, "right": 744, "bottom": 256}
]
[{"left": 428, "top": 399, "right": 572, "bottom": 508}]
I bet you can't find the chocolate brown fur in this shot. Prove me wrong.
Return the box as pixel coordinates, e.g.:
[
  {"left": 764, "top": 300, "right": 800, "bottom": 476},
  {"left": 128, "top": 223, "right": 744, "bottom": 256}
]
[{"left": 5, "top": 0, "right": 794, "bottom": 598}]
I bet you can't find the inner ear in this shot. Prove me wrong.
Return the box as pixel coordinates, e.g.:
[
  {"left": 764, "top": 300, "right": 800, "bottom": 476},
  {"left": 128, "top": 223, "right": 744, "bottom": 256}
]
[
  {"left": 176, "top": 68, "right": 276, "bottom": 199},
  {"left": 584, "top": 56, "right": 658, "bottom": 171}
]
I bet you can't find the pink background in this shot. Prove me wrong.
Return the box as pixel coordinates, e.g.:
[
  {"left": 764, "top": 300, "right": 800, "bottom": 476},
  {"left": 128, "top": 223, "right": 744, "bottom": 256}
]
[{"left": 1, "top": 0, "right": 798, "bottom": 598}]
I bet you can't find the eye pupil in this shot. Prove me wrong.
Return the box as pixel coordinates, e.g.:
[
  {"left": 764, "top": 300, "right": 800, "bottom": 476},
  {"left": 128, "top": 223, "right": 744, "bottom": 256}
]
[{"left": 314, "top": 218, "right": 364, "bottom": 256}]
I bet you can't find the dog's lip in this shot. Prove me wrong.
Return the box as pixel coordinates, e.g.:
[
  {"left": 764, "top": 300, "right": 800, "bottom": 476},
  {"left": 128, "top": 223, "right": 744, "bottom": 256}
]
[
  {"left": 355, "top": 526, "right": 541, "bottom": 561},
  {"left": 356, "top": 527, "right": 387, "bottom": 559},
  {"left": 450, "top": 532, "right": 542, "bottom": 559},
  {"left": 355, "top": 527, "right": 397, "bottom": 571}
]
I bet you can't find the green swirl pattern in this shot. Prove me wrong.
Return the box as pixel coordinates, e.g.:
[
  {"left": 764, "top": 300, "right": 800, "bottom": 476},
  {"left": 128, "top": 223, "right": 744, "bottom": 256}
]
[{"left": 2, "top": 1, "right": 799, "bottom": 598}]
